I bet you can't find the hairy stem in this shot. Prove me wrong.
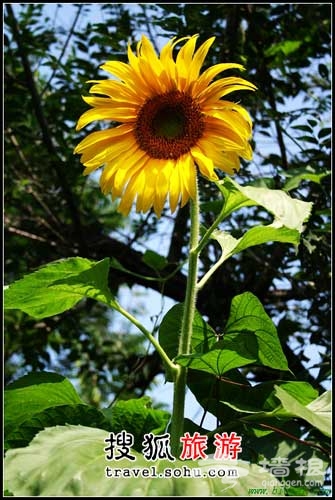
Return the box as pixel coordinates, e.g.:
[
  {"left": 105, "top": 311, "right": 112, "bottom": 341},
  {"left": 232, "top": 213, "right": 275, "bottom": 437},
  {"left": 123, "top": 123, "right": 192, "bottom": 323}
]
[{"left": 170, "top": 179, "right": 200, "bottom": 456}]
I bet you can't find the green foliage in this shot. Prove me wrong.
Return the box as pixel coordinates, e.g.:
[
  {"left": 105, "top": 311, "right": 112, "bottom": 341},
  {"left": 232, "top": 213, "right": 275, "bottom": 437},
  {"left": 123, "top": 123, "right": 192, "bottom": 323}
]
[
  {"left": 272, "top": 386, "right": 331, "bottom": 437},
  {"left": 102, "top": 397, "right": 171, "bottom": 452},
  {"left": 4, "top": 425, "right": 286, "bottom": 497},
  {"left": 175, "top": 292, "right": 289, "bottom": 374},
  {"left": 159, "top": 303, "right": 217, "bottom": 360},
  {"left": 4, "top": 371, "right": 111, "bottom": 452},
  {"left": 219, "top": 179, "right": 313, "bottom": 231},
  {"left": 5, "top": 372, "right": 82, "bottom": 436},
  {"left": 4, "top": 257, "right": 117, "bottom": 319}
]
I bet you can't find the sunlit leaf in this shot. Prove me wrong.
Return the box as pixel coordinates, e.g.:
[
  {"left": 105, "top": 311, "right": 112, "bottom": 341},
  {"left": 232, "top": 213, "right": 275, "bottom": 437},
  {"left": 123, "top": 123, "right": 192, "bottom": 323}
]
[
  {"left": 274, "top": 386, "right": 331, "bottom": 437},
  {"left": 4, "top": 257, "right": 117, "bottom": 319},
  {"left": 211, "top": 224, "right": 300, "bottom": 264},
  {"left": 224, "top": 293, "right": 289, "bottom": 371},
  {"left": 4, "top": 425, "right": 285, "bottom": 496},
  {"left": 218, "top": 178, "right": 313, "bottom": 232},
  {"left": 5, "top": 403, "right": 110, "bottom": 451},
  {"left": 159, "top": 303, "right": 217, "bottom": 360},
  {"left": 265, "top": 40, "right": 302, "bottom": 57}
]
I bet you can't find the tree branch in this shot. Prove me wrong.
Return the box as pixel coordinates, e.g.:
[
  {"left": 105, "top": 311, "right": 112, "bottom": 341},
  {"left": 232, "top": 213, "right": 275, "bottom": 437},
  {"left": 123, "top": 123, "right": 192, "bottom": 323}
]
[
  {"left": 40, "top": 5, "right": 83, "bottom": 98},
  {"left": 5, "top": 4, "right": 88, "bottom": 256}
]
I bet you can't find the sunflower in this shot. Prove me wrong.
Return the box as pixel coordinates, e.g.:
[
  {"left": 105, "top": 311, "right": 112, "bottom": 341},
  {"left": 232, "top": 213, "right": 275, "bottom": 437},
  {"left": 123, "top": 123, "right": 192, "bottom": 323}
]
[{"left": 74, "top": 34, "right": 256, "bottom": 217}]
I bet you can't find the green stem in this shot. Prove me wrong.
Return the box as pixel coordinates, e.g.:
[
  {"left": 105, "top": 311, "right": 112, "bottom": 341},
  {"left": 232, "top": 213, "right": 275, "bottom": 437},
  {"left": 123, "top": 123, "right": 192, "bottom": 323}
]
[
  {"left": 170, "top": 179, "right": 200, "bottom": 457},
  {"left": 116, "top": 303, "right": 178, "bottom": 375},
  {"left": 196, "top": 254, "right": 225, "bottom": 291},
  {"left": 196, "top": 181, "right": 226, "bottom": 255}
]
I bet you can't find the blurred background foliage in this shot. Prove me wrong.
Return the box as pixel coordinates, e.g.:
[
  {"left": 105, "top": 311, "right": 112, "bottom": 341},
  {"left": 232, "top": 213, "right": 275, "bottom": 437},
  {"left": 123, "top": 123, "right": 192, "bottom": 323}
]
[{"left": 4, "top": 3, "right": 331, "bottom": 413}]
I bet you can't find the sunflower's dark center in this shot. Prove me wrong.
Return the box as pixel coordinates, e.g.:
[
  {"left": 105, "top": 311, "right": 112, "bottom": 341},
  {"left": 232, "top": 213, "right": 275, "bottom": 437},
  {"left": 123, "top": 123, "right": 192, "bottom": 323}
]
[{"left": 135, "top": 91, "right": 205, "bottom": 159}]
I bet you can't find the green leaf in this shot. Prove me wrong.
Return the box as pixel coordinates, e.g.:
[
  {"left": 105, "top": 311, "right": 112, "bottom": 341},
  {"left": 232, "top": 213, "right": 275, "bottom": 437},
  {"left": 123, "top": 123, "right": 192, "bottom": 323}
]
[
  {"left": 318, "top": 127, "right": 331, "bottom": 139},
  {"left": 176, "top": 334, "right": 258, "bottom": 376},
  {"left": 242, "top": 419, "right": 329, "bottom": 488},
  {"left": 4, "top": 372, "right": 83, "bottom": 439},
  {"left": 216, "top": 178, "right": 256, "bottom": 219},
  {"left": 187, "top": 369, "right": 251, "bottom": 428},
  {"left": 4, "top": 257, "right": 117, "bottom": 319},
  {"left": 211, "top": 224, "right": 300, "bottom": 264},
  {"left": 265, "top": 40, "right": 303, "bottom": 57},
  {"left": 4, "top": 425, "right": 285, "bottom": 496},
  {"left": 221, "top": 381, "right": 318, "bottom": 415},
  {"left": 218, "top": 178, "right": 313, "bottom": 232},
  {"left": 159, "top": 303, "right": 217, "bottom": 361},
  {"left": 282, "top": 166, "right": 330, "bottom": 191},
  {"left": 176, "top": 293, "right": 289, "bottom": 375},
  {"left": 274, "top": 386, "right": 331, "bottom": 437},
  {"left": 225, "top": 293, "right": 289, "bottom": 371},
  {"left": 291, "top": 124, "right": 314, "bottom": 133},
  {"left": 102, "top": 397, "right": 170, "bottom": 452},
  {"left": 5, "top": 403, "right": 111, "bottom": 451},
  {"left": 142, "top": 250, "right": 168, "bottom": 271}
]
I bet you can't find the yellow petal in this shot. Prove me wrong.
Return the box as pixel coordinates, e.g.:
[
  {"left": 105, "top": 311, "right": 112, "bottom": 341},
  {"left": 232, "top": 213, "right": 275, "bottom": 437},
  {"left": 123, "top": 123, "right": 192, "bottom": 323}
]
[
  {"left": 204, "top": 106, "right": 252, "bottom": 139},
  {"left": 153, "top": 159, "right": 174, "bottom": 216},
  {"left": 178, "top": 154, "right": 196, "bottom": 202},
  {"left": 190, "top": 63, "right": 244, "bottom": 96},
  {"left": 187, "top": 37, "right": 215, "bottom": 83},
  {"left": 74, "top": 125, "right": 133, "bottom": 153},
  {"left": 80, "top": 134, "right": 135, "bottom": 168},
  {"left": 168, "top": 160, "right": 182, "bottom": 213},
  {"left": 176, "top": 35, "right": 198, "bottom": 87},
  {"left": 101, "top": 61, "right": 151, "bottom": 100},
  {"left": 117, "top": 178, "right": 139, "bottom": 215},
  {"left": 191, "top": 147, "right": 218, "bottom": 181},
  {"left": 112, "top": 148, "right": 148, "bottom": 192},
  {"left": 76, "top": 107, "right": 137, "bottom": 130},
  {"left": 88, "top": 80, "right": 141, "bottom": 104},
  {"left": 139, "top": 35, "right": 163, "bottom": 72},
  {"left": 198, "top": 76, "right": 257, "bottom": 104},
  {"left": 215, "top": 152, "right": 241, "bottom": 174}
]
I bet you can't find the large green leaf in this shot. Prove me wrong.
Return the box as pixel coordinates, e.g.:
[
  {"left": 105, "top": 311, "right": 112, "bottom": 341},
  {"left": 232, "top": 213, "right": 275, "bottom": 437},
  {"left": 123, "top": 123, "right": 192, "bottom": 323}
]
[
  {"left": 218, "top": 178, "right": 313, "bottom": 231},
  {"left": 241, "top": 420, "right": 330, "bottom": 496},
  {"left": 220, "top": 380, "right": 318, "bottom": 415},
  {"left": 4, "top": 257, "right": 117, "bottom": 319},
  {"left": 240, "top": 385, "right": 331, "bottom": 438},
  {"left": 186, "top": 369, "right": 251, "bottom": 430},
  {"left": 5, "top": 403, "right": 111, "bottom": 451},
  {"left": 274, "top": 386, "right": 331, "bottom": 437},
  {"left": 102, "top": 397, "right": 171, "bottom": 452},
  {"left": 175, "top": 334, "right": 258, "bottom": 376},
  {"left": 159, "top": 303, "right": 217, "bottom": 361},
  {"left": 225, "top": 293, "right": 289, "bottom": 371},
  {"left": 4, "top": 425, "right": 285, "bottom": 496},
  {"left": 176, "top": 293, "right": 288, "bottom": 375},
  {"left": 210, "top": 224, "right": 300, "bottom": 265},
  {"left": 4, "top": 372, "right": 83, "bottom": 439},
  {"left": 221, "top": 381, "right": 320, "bottom": 430}
]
